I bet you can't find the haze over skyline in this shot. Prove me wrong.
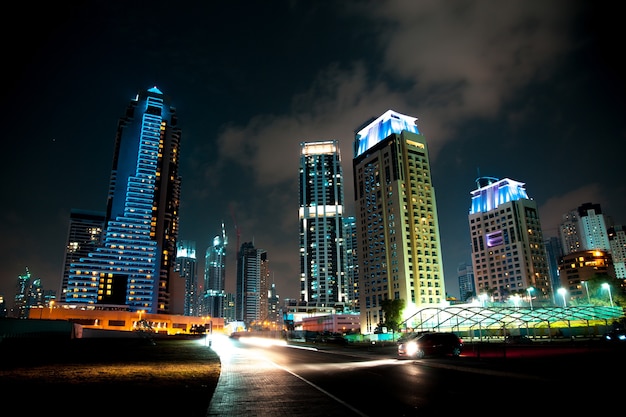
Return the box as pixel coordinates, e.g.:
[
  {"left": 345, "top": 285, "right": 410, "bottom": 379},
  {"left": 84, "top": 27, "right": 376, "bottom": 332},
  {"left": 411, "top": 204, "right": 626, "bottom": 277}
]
[{"left": 2, "top": 1, "right": 624, "bottom": 306}]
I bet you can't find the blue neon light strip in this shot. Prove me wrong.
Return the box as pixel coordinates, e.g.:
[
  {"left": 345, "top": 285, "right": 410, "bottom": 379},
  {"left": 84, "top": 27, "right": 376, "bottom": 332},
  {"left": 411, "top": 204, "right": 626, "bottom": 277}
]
[
  {"left": 469, "top": 178, "right": 529, "bottom": 214},
  {"left": 354, "top": 110, "right": 420, "bottom": 157}
]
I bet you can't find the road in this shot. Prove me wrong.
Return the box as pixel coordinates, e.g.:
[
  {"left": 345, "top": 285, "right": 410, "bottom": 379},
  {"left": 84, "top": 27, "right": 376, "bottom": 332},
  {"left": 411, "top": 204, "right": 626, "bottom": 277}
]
[{"left": 208, "top": 334, "right": 623, "bottom": 416}]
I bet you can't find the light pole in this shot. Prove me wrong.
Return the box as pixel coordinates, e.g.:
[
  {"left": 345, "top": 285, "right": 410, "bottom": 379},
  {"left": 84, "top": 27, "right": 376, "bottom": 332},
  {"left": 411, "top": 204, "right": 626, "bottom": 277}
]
[
  {"left": 557, "top": 288, "right": 567, "bottom": 308},
  {"left": 527, "top": 287, "right": 534, "bottom": 310},
  {"left": 602, "top": 283, "right": 614, "bottom": 307},
  {"left": 581, "top": 280, "right": 590, "bottom": 304}
]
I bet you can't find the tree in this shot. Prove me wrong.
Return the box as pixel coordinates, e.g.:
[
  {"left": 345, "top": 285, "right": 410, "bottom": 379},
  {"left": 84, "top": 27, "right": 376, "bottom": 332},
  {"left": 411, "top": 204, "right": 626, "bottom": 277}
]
[{"left": 380, "top": 298, "right": 406, "bottom": 332}]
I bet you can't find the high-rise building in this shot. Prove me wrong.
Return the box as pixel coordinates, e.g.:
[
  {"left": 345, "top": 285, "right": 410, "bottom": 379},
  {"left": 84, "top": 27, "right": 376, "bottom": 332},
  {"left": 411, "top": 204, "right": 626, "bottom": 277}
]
[
  {"left": 204, "top": 223, "right": 227, "bottom": 318},
  {"left": 60, "top": 209, "right": 105, "bottom": 302},
  {"left": 559, "top": 202, "right": 611, "bottom": 255},
  {"left": 267, "top": 281, "right": 280, "bottom": 323},
  {"left": 353, "top": 110, "right": 446, "bottom": 334},
  {"left": 65, "top": 87, "right": 182, "bottom": 314},
  {"left": 259, "top": 251, "right": 270, "bottom": 322},
  {"left": 543, "top": 236, "right": 563, "bottom": 304},
  {"left": 457, "top": 262, "right": 475, "bottom": 302},
  {"left": 343, "top": 216, "right": 359, "bottom": 312},
  {"left": 236, "top": 241, "right": 265, "bottom": 324},
  {"left": 608, "top": 225, "right": 626, "bottom": 279},
  {"left": 175, "top": 240, "right": 198, "bottom": 316},
  {"left": 468, "top": 177, "right": 551, "bottom": 303},
  {"left": 299, "top": 140, "right": 347, "bottom": 307}
]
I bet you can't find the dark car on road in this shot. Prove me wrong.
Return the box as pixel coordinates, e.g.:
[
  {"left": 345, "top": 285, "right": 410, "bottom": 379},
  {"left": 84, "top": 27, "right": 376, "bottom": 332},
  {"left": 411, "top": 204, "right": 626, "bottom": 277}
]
[{"left": 397, "top": 332, "right": 463, "bottom": 359}]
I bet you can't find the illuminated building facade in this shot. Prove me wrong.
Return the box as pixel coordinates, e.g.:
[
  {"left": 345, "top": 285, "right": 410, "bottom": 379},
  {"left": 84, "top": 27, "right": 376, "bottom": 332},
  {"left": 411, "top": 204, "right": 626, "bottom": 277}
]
[
  {"left": 299, "top": 140, "right": 347, "bottom": 307},
  {"left": 469, "top": 177, "right": 551, "bottom": 303},
  {"left": 204, "top": 224, "right": 227, "bottom": 318},
  {"left": 343, "top": 216, "right": 359, "bottom": 312},
  {"left": 66, "top": 87, "right": 182, "bottom": 314},
  {"left": 353, "top": 110, "right": 446, "bottom": 334},
  {"left": 60, "top": 209, "right": 105, "bottom": 301},
  {"left": 559, "top": 202, "right": 611, "bottom": 255},
  {"left": 558, "top": 249, "right": 615, "bottom": 301},
  {"left": 608, "top": 225, "right": 626, "bottom": 279},
  {"left": 175, "top": 240, "right": 198, "bottom": 316}
]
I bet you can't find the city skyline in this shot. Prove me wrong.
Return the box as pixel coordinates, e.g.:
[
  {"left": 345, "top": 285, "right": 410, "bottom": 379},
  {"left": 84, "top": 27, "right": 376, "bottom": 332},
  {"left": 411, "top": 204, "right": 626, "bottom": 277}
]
[{"left": 2, "top": 2, "right": 625, "bottom": 306}]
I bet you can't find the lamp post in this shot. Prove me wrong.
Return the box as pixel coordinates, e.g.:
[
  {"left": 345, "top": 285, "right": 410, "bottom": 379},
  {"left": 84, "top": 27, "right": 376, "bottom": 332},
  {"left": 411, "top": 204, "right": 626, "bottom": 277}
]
[
  {"left": 581, "top": 280, "right": 590, "bottom": 304},
  {"left": 557, "top": 288, "right": 567, "bottom": 308},
  {"left": 602, "top": 283, "right": 614, "bottom": 307},
  {"left": 527, "top": 287, "right": 534, "bottom": 310}
]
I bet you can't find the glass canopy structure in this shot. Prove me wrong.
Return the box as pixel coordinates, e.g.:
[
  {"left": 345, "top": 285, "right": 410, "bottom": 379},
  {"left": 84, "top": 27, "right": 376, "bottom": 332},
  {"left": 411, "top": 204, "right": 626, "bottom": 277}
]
[{"left": 402, "top": 304, "right": 624, "bottom": 341}]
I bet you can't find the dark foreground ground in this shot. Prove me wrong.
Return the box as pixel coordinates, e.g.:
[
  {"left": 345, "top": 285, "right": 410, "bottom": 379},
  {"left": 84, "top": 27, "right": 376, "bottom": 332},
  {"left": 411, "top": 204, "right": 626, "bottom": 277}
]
[
  {"left": 0, "top": 335, "right": 220, "bottom": 416},
  {"left": 2, "top": 333, "right": 623, "bottom": 416}
]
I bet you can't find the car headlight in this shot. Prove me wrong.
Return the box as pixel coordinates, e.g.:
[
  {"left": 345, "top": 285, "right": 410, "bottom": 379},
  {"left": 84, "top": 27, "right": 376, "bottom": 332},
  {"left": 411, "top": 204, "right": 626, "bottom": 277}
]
[{"left": 406, "top": 341, "right": 418, "bottom": 356}]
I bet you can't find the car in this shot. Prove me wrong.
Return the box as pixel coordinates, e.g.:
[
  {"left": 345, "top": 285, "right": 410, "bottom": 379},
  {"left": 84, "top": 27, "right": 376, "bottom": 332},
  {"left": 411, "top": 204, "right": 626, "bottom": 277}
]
[
  {"left": 397, "top": 332, "right": 463, "bottom": 359},
  {"left": 505, "top": 335, "right": 533, "bottom": 344},
  {"left": 603, "top": 329, "right": 626, "bottom": 343}
]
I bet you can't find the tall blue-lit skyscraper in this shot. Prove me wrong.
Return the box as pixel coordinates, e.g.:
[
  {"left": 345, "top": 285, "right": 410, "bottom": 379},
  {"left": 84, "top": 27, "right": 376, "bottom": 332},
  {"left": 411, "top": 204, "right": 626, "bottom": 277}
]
[
  {"left": 65, "top": 87, "right": 182, "bottom": 314},
  {"left": 299, "top": 140, "right": 347, "bottom": 307}
]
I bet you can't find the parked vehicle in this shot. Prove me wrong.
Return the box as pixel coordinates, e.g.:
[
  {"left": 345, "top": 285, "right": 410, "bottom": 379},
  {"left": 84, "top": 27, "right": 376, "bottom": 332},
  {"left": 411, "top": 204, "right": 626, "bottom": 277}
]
[
  {"left": 505, "top": 335, "right": 533, "bottom": 344},
  {"left": 397, "top": 332, "right": 463, "bottom": 359},
  {"left": 603, "top": 329, "right": 626, "bottom": 342}
]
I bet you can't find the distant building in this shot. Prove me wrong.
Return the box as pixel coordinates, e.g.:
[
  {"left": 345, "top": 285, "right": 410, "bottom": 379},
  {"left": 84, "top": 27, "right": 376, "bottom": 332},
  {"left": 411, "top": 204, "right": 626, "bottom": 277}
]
[
  {"left": 236, "top": 242, "right": 265, "bottom": 324},
  {"left": 353, "top": 110, "right": 447, "bottom": 334},
  {"left": 468, "top": 177, "right": 551, "bottom": 303},
  {"left": 608, "top": 225, "right": 626, "bottom": 279},
  {"left": 175, "top": 240, "right": 198, "bottom": 316},
  {"left": 299, "top": 140, "right": 347, "bottom": 307},
  {"left": 65, "top": 87, "right": 182, "bottom": 314},
  {"left": 559, "top": 202, "right": 611, "bottom": 255},
  {"left": 204, "top": 224, "right": 227, "bottom": 318},
  {"left": 558, "top": 249, "right": 615, "bottom": 302},
  {"left": 60, "top": 209, "right": 105, "bottom": 301},
  {"left": 457, "top": 262, "right": 475, "bottom": 301},
  {"left": 343, "top": 216, "right": 359, "bottom": 312},
  {"left": 267, "top": 282, "right": 280, "bottom": 323}
]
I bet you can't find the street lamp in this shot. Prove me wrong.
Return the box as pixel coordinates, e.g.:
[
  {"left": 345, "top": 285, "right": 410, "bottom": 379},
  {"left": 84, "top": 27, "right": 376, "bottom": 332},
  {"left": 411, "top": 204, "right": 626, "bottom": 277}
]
[
  {"left": 557, "top": 288, "right": 567, "bottom": 308},
  {"left": 602, "top": 283, "right": 614, "bottom": 307},
  {"left": 527, "top": 287, "right": 534, "bottom": 310},
  {"left": 581, "top": 280, "right": 590, "bottom": 304}
]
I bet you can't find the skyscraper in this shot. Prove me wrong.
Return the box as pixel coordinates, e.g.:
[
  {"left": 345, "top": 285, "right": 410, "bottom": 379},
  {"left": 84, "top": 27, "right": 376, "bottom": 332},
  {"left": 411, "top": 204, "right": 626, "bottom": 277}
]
[
  {"left": 204, "top": 223, "right": 227, "bottom": 318},
  {"left": 559, "top": 202, "right": 611, "bottom": 255},
  {"left": 343, "top": 215, "right": 359, "bottom": 312},
  {"left": 175, "top": 240, "right": 198, "bottom": 316},
  {"left": 457, "top": 262, "right": 475, "bottom": 302},
  {"left": 65, "top": 87, "right": 182, "bottom": 314},
  {"left": 353, "top": 110, "right": 446, "bottom": 334},
  {"left": 299, "top": 140, "right": 347, "bottom": 307},
  {"left": 468, "top": 177, "right": 551, "bottom": 303},
  {"left": 236, "top": 242, "right": 265, "bottom": 324},
  {"left": 60, "top": 209, "right": 105, "bottom": 302}
]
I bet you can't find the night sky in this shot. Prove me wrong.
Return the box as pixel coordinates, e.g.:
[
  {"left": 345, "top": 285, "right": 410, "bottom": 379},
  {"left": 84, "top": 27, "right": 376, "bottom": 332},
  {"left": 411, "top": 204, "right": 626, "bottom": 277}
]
[{"left": 2, "top": 1, "right": 624, "bottom": 304}]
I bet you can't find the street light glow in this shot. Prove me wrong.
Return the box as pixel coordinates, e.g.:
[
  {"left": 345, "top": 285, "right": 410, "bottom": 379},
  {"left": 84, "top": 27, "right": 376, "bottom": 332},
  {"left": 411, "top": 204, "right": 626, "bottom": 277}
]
[
  {"left": 557, "top": 287, "right": 567, "bottom": 308},
  {"left": 527, "top": 287, "right": 534, "bottom": 310},
  {"left": 602, "top": 283, "right": 614, "bottom": 307}
]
